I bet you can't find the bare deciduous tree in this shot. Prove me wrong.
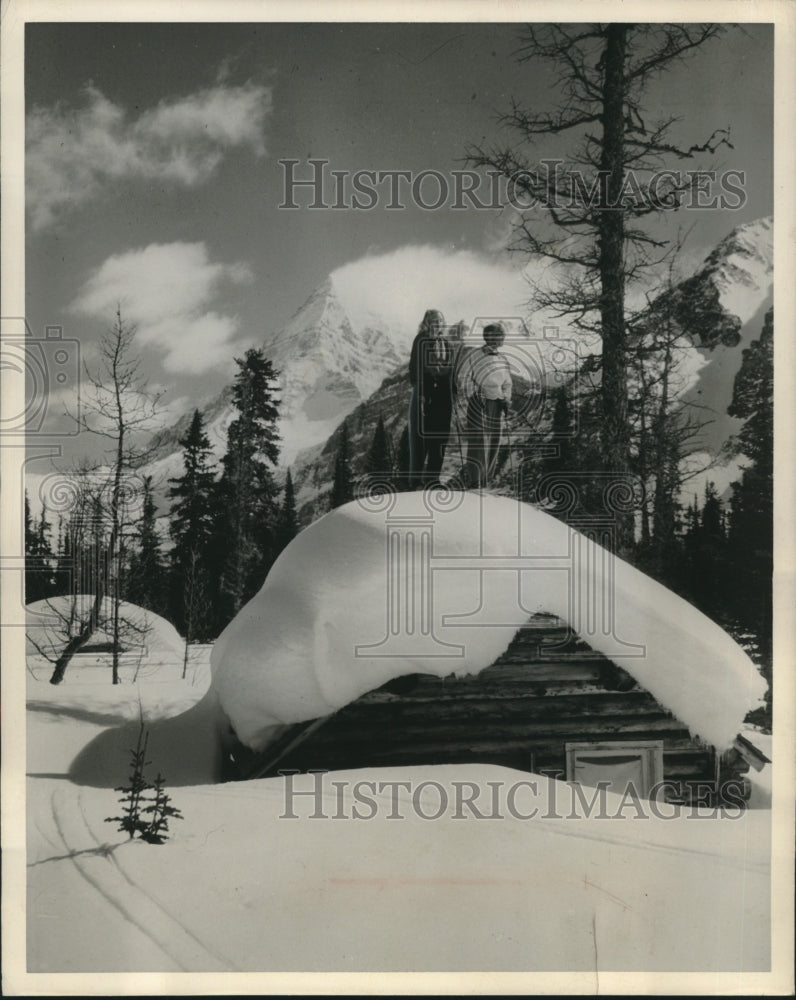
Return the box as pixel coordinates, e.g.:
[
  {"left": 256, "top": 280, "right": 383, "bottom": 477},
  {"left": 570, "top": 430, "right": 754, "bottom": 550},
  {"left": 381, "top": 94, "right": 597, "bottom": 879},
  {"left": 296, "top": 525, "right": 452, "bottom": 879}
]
[{"left": 49, "top": 306, "right": 164, "bottom": 684}]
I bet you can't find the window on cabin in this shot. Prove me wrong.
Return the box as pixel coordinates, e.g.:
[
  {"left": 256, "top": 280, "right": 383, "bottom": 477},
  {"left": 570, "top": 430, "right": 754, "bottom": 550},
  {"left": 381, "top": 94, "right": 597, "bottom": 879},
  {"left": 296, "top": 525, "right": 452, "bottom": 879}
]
[{"left": 565, "top": 740, "right": 664, "bottom": 798}]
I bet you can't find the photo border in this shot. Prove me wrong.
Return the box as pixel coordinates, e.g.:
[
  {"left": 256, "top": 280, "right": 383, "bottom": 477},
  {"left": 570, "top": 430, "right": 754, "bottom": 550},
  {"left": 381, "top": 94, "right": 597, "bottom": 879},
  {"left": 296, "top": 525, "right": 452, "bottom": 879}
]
[{"left": 2, "top": 1, "right": 794, "bottom": 995}]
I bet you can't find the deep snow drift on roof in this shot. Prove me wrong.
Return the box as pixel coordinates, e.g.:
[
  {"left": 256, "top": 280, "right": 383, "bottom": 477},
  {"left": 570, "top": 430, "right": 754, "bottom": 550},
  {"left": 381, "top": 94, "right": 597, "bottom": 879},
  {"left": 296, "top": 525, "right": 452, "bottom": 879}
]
[{"left": 210, "top": 491, "right": 766, "bottom": 752}]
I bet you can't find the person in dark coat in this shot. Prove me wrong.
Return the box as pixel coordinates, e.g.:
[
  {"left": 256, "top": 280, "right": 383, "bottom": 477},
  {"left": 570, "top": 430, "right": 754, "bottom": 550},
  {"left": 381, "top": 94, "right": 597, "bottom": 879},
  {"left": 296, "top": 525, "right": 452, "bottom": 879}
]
[{"left": 407, "top": 309, "right": 455, "bottom": 488}]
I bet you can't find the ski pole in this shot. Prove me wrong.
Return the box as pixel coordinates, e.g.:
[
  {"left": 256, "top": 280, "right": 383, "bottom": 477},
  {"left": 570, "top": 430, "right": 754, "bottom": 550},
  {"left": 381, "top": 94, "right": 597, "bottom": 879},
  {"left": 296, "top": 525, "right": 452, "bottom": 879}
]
[
  {"left": 449, "top": 396, "right": 466, "bottom": 487},
  {"left": 504, "top": 411, "right": 516, "bottom": 497}
]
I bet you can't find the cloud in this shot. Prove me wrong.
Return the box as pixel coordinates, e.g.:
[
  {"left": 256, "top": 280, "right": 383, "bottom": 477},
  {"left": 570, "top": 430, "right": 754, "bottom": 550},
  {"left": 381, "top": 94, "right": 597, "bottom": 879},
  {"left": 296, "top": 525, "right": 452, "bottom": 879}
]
[
  {"left": 146, "top": 390, "right": 192, "bottom": 427},
  {"left": 679, "top": 452, "right": 745, "bottom": 503},
  {"left": 331, "top": 245, "right": 541, "bottom": 335},
  {"left": 329, "top": 244, "right": 601, "bottom": 376},
  {"left": 69, "top": 242, "right": 253, "bottom": 375},
  {"left": 26, "top": 82, "right": 271, "bottom": 230}
]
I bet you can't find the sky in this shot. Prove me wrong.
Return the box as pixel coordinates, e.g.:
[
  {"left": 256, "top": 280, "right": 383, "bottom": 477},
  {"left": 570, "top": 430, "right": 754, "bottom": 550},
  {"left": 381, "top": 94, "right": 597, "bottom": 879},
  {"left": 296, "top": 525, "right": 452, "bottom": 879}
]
[{"left": 22, "top": 20, "right": 774, "bottom": 460}]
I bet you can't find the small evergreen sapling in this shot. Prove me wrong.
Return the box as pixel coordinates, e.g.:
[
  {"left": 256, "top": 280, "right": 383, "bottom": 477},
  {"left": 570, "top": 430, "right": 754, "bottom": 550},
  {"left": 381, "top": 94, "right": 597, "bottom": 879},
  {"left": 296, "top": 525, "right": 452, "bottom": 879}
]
[
  {"left": 140, "top": 774, "right": 184, "bottom": 844},
  {"left": 105, "top": 723, "right": 183, "bottom": 843},
  {"left": 105, "top": 723, "right": 152, "bottom": 838}
]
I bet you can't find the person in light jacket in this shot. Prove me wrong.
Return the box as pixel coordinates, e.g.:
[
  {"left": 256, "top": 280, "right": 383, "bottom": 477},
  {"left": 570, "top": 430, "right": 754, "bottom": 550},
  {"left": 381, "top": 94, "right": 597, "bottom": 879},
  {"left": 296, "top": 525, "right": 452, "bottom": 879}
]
[{"left": 456, "top": 322, "right": 512, "bottom": 488}]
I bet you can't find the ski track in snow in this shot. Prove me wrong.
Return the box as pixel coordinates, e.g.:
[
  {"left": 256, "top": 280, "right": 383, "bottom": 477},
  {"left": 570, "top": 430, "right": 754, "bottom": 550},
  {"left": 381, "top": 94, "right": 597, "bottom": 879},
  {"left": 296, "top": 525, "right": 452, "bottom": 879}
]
[
  {"left": 24, "top": 707, "right": 772, "bottom": 973},
  {"left": 46, "top": 786, "right": 236, "bottom": 972}
]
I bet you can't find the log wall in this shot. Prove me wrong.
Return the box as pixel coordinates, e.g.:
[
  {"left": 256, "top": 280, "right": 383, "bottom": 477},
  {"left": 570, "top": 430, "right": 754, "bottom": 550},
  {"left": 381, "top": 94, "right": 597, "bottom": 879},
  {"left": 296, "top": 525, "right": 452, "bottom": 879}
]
[{"left": 244, "top": 618, "right": 748, "bottom": 801}]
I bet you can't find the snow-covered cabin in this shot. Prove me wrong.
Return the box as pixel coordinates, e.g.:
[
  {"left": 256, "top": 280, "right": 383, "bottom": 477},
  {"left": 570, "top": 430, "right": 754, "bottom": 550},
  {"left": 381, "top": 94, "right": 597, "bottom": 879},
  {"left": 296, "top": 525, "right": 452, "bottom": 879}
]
[
  {"left": 211, "top": 492, "right": 767, "bottom": 804},
  {"left": 231, "top": 613, "right": 762, "bottom": 805}
]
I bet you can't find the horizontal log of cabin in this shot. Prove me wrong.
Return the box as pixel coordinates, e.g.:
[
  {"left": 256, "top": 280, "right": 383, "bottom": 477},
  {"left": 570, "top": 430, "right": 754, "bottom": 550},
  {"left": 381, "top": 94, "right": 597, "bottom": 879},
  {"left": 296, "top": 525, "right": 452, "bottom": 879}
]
[
  {"left": 321, "top": 697, "right": 672, "bottom": 730},
  {"left": 364, "top": 668, "right": 606, "bottom": 696},
  {"left": 283, "top": 721, "right": 693, "bottom": 759},
  {"left": 373, "top": 663, "right": 638, "bottom": 692}
]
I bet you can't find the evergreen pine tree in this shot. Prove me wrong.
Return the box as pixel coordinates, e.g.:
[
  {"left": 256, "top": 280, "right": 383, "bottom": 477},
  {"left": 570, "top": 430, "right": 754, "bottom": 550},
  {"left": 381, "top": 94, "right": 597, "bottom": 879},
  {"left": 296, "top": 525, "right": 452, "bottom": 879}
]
[
  {"left": 274, "top": 468, "right": 299, "bottom": 557},
  {"left": 53, "top": 516, "right": 72, "bottom": 602},
  {"left": 728, "top": 309, "right": 773, "bottom": 475},
  {"left": 688, "top": 482, "right": 729, "bottom": 619},
  {"left": 648, "top": 430, "right": 684, "bottom": 583},
  {"left": 700, "top": 482, "right": 724, "bottom": 539},
  {"left": 527, "top": 381, "right": 606, "bottom": 522},
  {"left": 36, "top": 505, "right": 51, "bottom": 559},
  {"left": 24, "top": 491, "right": 37, "bottom": 603},
  {"left": 363, "top": 414, "right": 393, "bottom": 480},
  {"left": 547, "top": 386, "right": 575, "bottom": 474},
  {"left": 726, "top": 308, "right": 773, "bottom": 682},
  {"left": 168, "top": 409, "right": 218, "bottom": 639},
  {"left": 105, "top": 724, "right": 183, "bottom": 843},
  {"left": 36, "top": 505, "right": 56, "bottom": 599},
  {"left": 683, "top": 494, "right": 700, "bottom": 541},
  {"left": 25, "top": 494, "right": 56, "bottom": 603},
  {"left": 126, "top": 476, "right": 165, "bottom": 613},
  {"left": 24, "top": 490, "right": 35, "bottom": 553},
  {"left": 140, "top": 774, "right": 184, "bottom": 844},
  {"left": 329, "top": 419, "right": 354, "bottom": 510},
  {"left": 105, "top": 723, "right": 153, "bottom": 838},
  {"left": 396, "top": 425, "right": 410, "bottom": 490},
  {"left": 217, "top": 349, "right": 281, "bottom": 622}
]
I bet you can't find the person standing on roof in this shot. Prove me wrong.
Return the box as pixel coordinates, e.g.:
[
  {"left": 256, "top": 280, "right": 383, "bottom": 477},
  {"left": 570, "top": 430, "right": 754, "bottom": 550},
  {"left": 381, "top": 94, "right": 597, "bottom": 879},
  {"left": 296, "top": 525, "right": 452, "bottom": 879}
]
[
  {"left": 456, "top": 322, "right": 512, "bottom": 488},
  {"left": 407, "top": 309, "right": 455, "bottom": 488}
]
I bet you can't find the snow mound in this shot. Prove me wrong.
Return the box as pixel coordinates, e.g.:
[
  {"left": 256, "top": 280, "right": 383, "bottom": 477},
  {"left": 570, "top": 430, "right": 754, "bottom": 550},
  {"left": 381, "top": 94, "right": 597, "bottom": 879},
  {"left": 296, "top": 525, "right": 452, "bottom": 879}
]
[
  {"left": 26, "top": 595, "right": 185, "bottom": 676},
  {"left": 211, "top": 492, "right": 766, "bottom": 752}
]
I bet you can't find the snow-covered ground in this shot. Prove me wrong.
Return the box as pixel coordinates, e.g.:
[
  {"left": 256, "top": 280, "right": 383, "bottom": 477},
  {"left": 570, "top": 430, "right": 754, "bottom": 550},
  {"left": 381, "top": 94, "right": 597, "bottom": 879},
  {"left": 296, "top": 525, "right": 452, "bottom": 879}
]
[{"left": 17, "top": 648, "right": 773, "bottom": 987}]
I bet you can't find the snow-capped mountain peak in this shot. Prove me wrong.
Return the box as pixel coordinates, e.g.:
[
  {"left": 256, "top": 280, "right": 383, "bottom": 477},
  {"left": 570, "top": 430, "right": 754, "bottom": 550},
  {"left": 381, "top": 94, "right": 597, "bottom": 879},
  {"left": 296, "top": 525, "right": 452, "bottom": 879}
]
[
  {"left": 702, "top": 216, "right": 773, "bottom": 324},
  {"left": 141, "top": 275, "right": 409, "bottom": 484},
  {"left": 259, "top": 276, "right": 406, "bottom": 465},
  {"left": 265, "top": 277, "right": 352, "bottom": 360}
]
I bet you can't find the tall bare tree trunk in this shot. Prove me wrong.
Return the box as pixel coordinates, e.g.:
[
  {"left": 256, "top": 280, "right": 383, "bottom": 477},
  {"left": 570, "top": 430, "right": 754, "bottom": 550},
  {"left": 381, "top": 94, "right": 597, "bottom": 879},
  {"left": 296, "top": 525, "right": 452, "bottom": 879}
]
[
  {"left": 598, "top": 25, "right": 632, "bottom": 550},
  {"left": 110, "top": 387, "right": 125, "bottom": 684}
]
